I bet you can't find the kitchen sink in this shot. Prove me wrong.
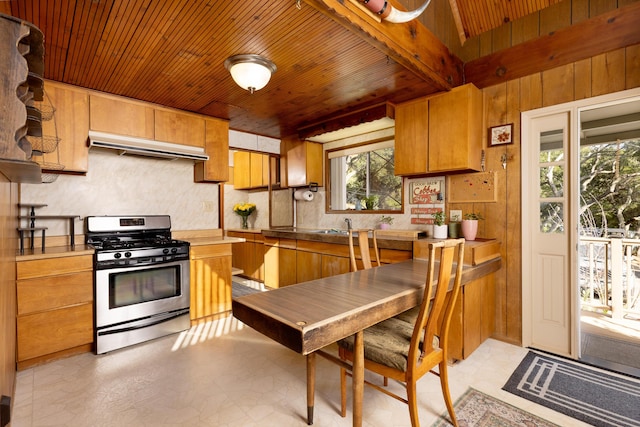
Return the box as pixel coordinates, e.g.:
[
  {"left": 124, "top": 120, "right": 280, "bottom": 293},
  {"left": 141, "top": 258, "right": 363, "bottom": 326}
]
[{"left": 310, "top": 229, "right": 349, "bottom": 235}]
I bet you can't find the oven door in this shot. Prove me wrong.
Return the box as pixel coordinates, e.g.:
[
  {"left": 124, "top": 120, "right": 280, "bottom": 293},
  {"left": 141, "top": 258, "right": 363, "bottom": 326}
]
[{"left": 95, "top": 259, "right": 190, "bottom": 328}]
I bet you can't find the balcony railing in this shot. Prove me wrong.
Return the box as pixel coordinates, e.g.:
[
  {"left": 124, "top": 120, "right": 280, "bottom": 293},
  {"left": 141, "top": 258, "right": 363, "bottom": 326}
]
[{"left": 580, "top": 236, "right": 640, "bottom": 320}]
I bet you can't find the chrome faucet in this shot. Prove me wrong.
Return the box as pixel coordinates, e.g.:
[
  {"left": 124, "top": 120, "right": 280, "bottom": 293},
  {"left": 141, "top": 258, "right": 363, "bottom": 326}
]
[{"left": 344, "top": 218, "right": 352, "bottom": 231}]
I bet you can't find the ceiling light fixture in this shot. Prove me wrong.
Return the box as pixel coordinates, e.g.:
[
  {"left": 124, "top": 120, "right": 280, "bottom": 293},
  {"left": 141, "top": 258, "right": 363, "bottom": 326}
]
[{"left": 224, "top": 54, "right": 277, "bottom": 94}]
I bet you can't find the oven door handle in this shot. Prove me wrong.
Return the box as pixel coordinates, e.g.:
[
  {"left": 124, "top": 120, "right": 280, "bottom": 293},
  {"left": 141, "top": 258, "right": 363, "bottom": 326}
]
[{"left": 97, "top": 309, "right": 189, "bottom": 336}]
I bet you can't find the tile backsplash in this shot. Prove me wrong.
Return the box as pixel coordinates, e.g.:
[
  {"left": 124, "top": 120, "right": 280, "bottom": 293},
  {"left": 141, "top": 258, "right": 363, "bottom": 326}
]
[{"left": 20, "top": 150, "right": 220, "bottom": 236}]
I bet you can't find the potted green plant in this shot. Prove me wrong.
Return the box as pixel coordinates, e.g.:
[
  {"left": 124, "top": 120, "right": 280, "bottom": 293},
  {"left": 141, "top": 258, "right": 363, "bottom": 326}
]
[
  {"left": 363, "top": 195, "right": 378, "bottom": 210},
  {"left": 462, "top": 212, "right": 483, "bottom": 240},
  {"left": 379, "top": 215, "right": 394, "bottom": 230},
  {"left": 432, "top": 211, "right": 448, "bottom": 239},
  {"left": 448, "top": 212, "right": 461, "bottom": 238}
]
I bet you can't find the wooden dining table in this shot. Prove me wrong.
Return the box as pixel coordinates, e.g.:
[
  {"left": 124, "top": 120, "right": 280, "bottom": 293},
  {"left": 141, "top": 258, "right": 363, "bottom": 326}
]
[{"left": 231, "top": 257, "right": 500, "bottom": 426}]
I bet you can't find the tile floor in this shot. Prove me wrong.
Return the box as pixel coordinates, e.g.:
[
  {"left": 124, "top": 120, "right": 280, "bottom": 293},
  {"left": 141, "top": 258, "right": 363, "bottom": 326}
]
[{"left": 11, "top": 317, "right": 593, "bottom": 427}]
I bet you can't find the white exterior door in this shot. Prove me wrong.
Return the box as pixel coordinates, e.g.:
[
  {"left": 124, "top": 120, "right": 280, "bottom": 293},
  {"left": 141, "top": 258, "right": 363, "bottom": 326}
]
[{"left": 522, "top": 112, "right": 573, "bottom": 357}]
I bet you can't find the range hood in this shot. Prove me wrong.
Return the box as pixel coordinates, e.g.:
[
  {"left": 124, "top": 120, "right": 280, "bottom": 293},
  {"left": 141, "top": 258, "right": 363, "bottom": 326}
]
[{"left": 88, "top": 130, "right": 209, "bottom": 161}]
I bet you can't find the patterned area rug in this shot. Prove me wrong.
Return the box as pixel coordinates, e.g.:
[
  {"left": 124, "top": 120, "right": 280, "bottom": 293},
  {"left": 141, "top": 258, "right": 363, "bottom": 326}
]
[
  {"left": 431, "top": 388, "right": 559, "bottom": 427},
  {"left": 503, "top": 351, "right": 640, "bottom": 427}
]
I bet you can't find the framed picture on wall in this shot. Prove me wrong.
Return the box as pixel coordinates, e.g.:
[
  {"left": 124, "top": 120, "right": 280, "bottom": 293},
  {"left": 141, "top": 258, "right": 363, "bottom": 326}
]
[{"left": 488, "top": 123, "right": 514, "bottom": 147}]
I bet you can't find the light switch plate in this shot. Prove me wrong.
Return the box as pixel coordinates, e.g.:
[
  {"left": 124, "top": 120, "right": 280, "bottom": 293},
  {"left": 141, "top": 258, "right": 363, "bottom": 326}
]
[{"left": 450, "top": 209, "right": 462, "bottom": 222}]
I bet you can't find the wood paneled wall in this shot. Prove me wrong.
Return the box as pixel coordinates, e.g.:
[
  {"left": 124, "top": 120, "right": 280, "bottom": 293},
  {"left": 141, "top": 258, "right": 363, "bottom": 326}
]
[
  {"left": 449, "top": 44, "right": 640, "bottom": 345},
  {"left": 0, "top": 175, "right": 18, "bottom": 406}
]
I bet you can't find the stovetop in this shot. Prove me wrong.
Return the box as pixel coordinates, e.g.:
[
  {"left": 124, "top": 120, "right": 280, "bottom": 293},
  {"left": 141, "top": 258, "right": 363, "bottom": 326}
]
[
  {"left": 86, "top": 215, "right": 190, "bottom": 267},
  {"left": 89, "top": 235, "right": 186, "bottom": 251}
]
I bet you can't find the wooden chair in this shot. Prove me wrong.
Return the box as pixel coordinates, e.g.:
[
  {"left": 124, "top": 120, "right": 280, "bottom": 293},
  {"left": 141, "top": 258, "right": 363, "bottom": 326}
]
[
  {"left": 348, "top": 229, "right": 380, "bottom": 271},
  {"left": 337, "top": 238, "right": 465, "bottom": 427}
]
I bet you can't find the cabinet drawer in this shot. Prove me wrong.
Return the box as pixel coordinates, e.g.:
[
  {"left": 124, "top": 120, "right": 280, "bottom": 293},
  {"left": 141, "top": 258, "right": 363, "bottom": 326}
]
[
  {"left": 17, "top": 271, "right": 93, "bottom": 315},
  {"left": 17, "top": 255, "right": 93, "bottom": 280},
  {"left": 17, "top": 303, "right": 93, "bottom": 362},
  {"left": 463, "top": 240, "right": 501, "bottom": 266}
]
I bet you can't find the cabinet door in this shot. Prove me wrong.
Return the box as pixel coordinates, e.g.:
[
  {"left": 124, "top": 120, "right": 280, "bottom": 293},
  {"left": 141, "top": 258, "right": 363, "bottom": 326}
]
[
  {"left": 232, "top": 240, "right": 254, "bottom": 276},
  {"left": 263, "top": 239, "right": 296, "bottom": 288},
  {"left": 250, "top": 152, "right": 264, "bottom": 187},
  {"left": 428, "top": 84, "right": 482, "bottom": 172},
  {"left": 17, "top": 271, "right": 92, "bottom": 315},
  {"left": 233, "top": 151, "right": 252, "bottom": 189},
  {"left": 394, "top": 97, "right": 429, "bottom": 176},
  {"left": 190, "top": 252, "right": 232, "bottom": 321},
  {"left": 261, "top": 154, "right": 270, "bottom": 186},
  {"left": 40, "top": 81, "right": 89, "bottom": 173},
  {"left": 89, "top": 94, "right": 154, "bottom": 139},
  {"left": 17, "top": 303, "right": 93, "bottom": 362},
  {"left": 194, "top": 118, "right": 230, "bottom": 182},
  {"left": 250, "top": 234, "right": 264, "bottom": 281},
  {"left": 279, "top": 247, "right": 297, "bottom": 287},
  {"left": 297, "top": 251, "right": 322, "bottom": 283},
  {"left": 321, "top": 254, "right": 349, "bottom": 278},
  {"left": 285, "top": 139, "right": 323, "bottom": 187},
  {"left": 154, "top": 108, "right": 205, "bottom": 148}
]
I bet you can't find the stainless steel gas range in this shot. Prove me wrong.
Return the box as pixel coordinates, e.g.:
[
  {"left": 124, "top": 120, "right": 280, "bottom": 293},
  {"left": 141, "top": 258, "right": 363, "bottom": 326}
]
[{"left": 86, "top": 215, "right": 190, "bottom": 354}]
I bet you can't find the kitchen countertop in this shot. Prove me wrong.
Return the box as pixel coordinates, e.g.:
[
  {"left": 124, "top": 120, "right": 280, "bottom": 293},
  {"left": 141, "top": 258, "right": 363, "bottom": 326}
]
[
  {"left": 16, "top": 244, "right": 95, "bottom": 261},
  {"left": 184, "top": 236, "right": 244, "bottom": 246},
  {"left": 16, "top": 229, "right": 242, "bottom": 260},
  {"left": 261, "top": 227, "right": 421, "bottom": 251}
]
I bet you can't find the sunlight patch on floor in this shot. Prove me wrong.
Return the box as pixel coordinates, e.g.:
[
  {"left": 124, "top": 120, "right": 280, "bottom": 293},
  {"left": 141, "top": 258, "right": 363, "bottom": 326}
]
[
  {"left": 171, "top": 316, "right": 246, "bottom": 350},
  {"left": 581, "top": 310, "right": 640, "bottom": 341}
]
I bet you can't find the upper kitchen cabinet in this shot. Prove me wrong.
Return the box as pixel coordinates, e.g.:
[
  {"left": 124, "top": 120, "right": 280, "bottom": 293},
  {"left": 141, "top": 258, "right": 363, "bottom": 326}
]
[
  {"left": 38, "top": 81, "right": 89, "bottom": 173},
  {"left": 233, "top": 151, "right": 269, "bottom": 190},
  {"left": 194, "top": 118, "right": 230, "bottom": 183},
  {"left": 282, "top": 136, "right": 323, "bottom": 188},
  {"left": 154, "top": 108, "right": 205, "bottom": 149},
  {"left": 394, "top": 83, "right": 483, "bottom": 176},
  {"left": 89, "top": 93, "right": 155, "bottom": 139},
  {"left": 394, "top": 97, "right": 429, "bottom": 176}
]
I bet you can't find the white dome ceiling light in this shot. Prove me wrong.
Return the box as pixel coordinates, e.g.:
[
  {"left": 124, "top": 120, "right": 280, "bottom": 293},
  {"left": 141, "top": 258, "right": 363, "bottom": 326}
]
[{"left": 224, "top": 54, "right": 277, "bottom": 94}]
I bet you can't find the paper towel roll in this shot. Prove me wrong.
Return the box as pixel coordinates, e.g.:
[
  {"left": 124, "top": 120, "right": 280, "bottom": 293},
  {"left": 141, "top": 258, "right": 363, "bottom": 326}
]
[{"left": 294, "top": 190, "right": 314, "bottom": 201}]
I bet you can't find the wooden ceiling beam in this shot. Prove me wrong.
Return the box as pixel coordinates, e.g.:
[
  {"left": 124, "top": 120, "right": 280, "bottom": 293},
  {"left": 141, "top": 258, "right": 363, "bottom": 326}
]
[
  {"left": 297, "top": 102, "right": 393, "bottom": 140},
  {"left": 303, "top": 0, "right": 463, "bottom": 91},
  {"left": 465, "top": 2, "right": 640, "bottom": 89}
]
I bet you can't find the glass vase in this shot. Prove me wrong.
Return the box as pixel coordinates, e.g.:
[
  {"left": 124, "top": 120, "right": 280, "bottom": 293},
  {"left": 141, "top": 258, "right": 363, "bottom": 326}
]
[{"left": 241, "top": 215, "right": 249, "bottom": 229}]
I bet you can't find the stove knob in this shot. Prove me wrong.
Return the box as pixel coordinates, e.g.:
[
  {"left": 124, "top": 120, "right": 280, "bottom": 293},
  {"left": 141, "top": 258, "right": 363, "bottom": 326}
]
[
  {"left": 114, "top": 253, "right": 122, "bottom": 259},
  {"left": 124, "top": 252, "right": 132, "bottom": 258},
  {"left": 163, "top": 248, "right": 170, "bottom": 254},
  {"left": 171, "top": 247, "right": 178, "bottom": 254}
]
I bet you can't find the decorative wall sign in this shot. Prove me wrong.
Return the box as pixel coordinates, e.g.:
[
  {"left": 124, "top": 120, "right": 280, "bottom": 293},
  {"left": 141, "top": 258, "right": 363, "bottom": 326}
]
[
  {"left": 411, "top": 207, "right": 441, "bottom": 215},
  {"left": 488, "top": 123, "right": 513, "bottom": 147},
  {"left": 410, "top": 179, "right": 443, "bottom": 204}
]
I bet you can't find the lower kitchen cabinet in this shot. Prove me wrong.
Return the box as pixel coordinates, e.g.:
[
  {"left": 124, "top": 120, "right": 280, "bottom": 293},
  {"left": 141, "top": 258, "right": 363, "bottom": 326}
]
[
  {"left": 263, "top": 237, "right": 297, "bottom": 288},
  {"left": 16, "top": 254, "right": 94, "bottom": 369},
  {"left": 263, "top": 236, "right": 412, "bottom": 288},
  {"left": 226, "top": 230, "right": 264, "bottom": 281},
  {"left": 189, "top": 243, "right": 233, "bottom": 324},
  {"left": 447, "top": 273, "right": 496, "bottom": 361}
]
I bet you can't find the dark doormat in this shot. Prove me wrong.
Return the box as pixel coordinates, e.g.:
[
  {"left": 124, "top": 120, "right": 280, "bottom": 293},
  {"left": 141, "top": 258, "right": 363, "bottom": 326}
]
[
  {"left": 503, "top": 351, "right": 640, "bottom": 427},
  {"left": 581, "top": 332, "right": 640, "bottom": 372}
]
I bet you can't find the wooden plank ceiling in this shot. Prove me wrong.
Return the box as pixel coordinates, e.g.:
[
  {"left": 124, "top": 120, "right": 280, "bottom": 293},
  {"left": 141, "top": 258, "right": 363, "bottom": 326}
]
[
  {"left": 5, "top": 0, "right": 444, "bottom": 139},
  {"left": 448, "top": 0, "right": 564, "bottom": 42},
  {"left": 2, "top": 1, "right": 637, "bottom": 140}
]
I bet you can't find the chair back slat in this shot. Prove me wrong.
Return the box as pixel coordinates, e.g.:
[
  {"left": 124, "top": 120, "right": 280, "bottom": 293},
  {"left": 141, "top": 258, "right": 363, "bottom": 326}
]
[
  {"left": 348, "top": 229, "right": 380, "bottom": 271},
  {"left": 409, "top": 238, "right": 465, "bottom": 368}
]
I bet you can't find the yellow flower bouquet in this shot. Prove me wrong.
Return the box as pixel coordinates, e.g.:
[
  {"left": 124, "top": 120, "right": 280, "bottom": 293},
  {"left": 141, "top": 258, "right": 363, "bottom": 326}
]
[{"left": 233, "top": 203, "right": 256, "bottom": 229}]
